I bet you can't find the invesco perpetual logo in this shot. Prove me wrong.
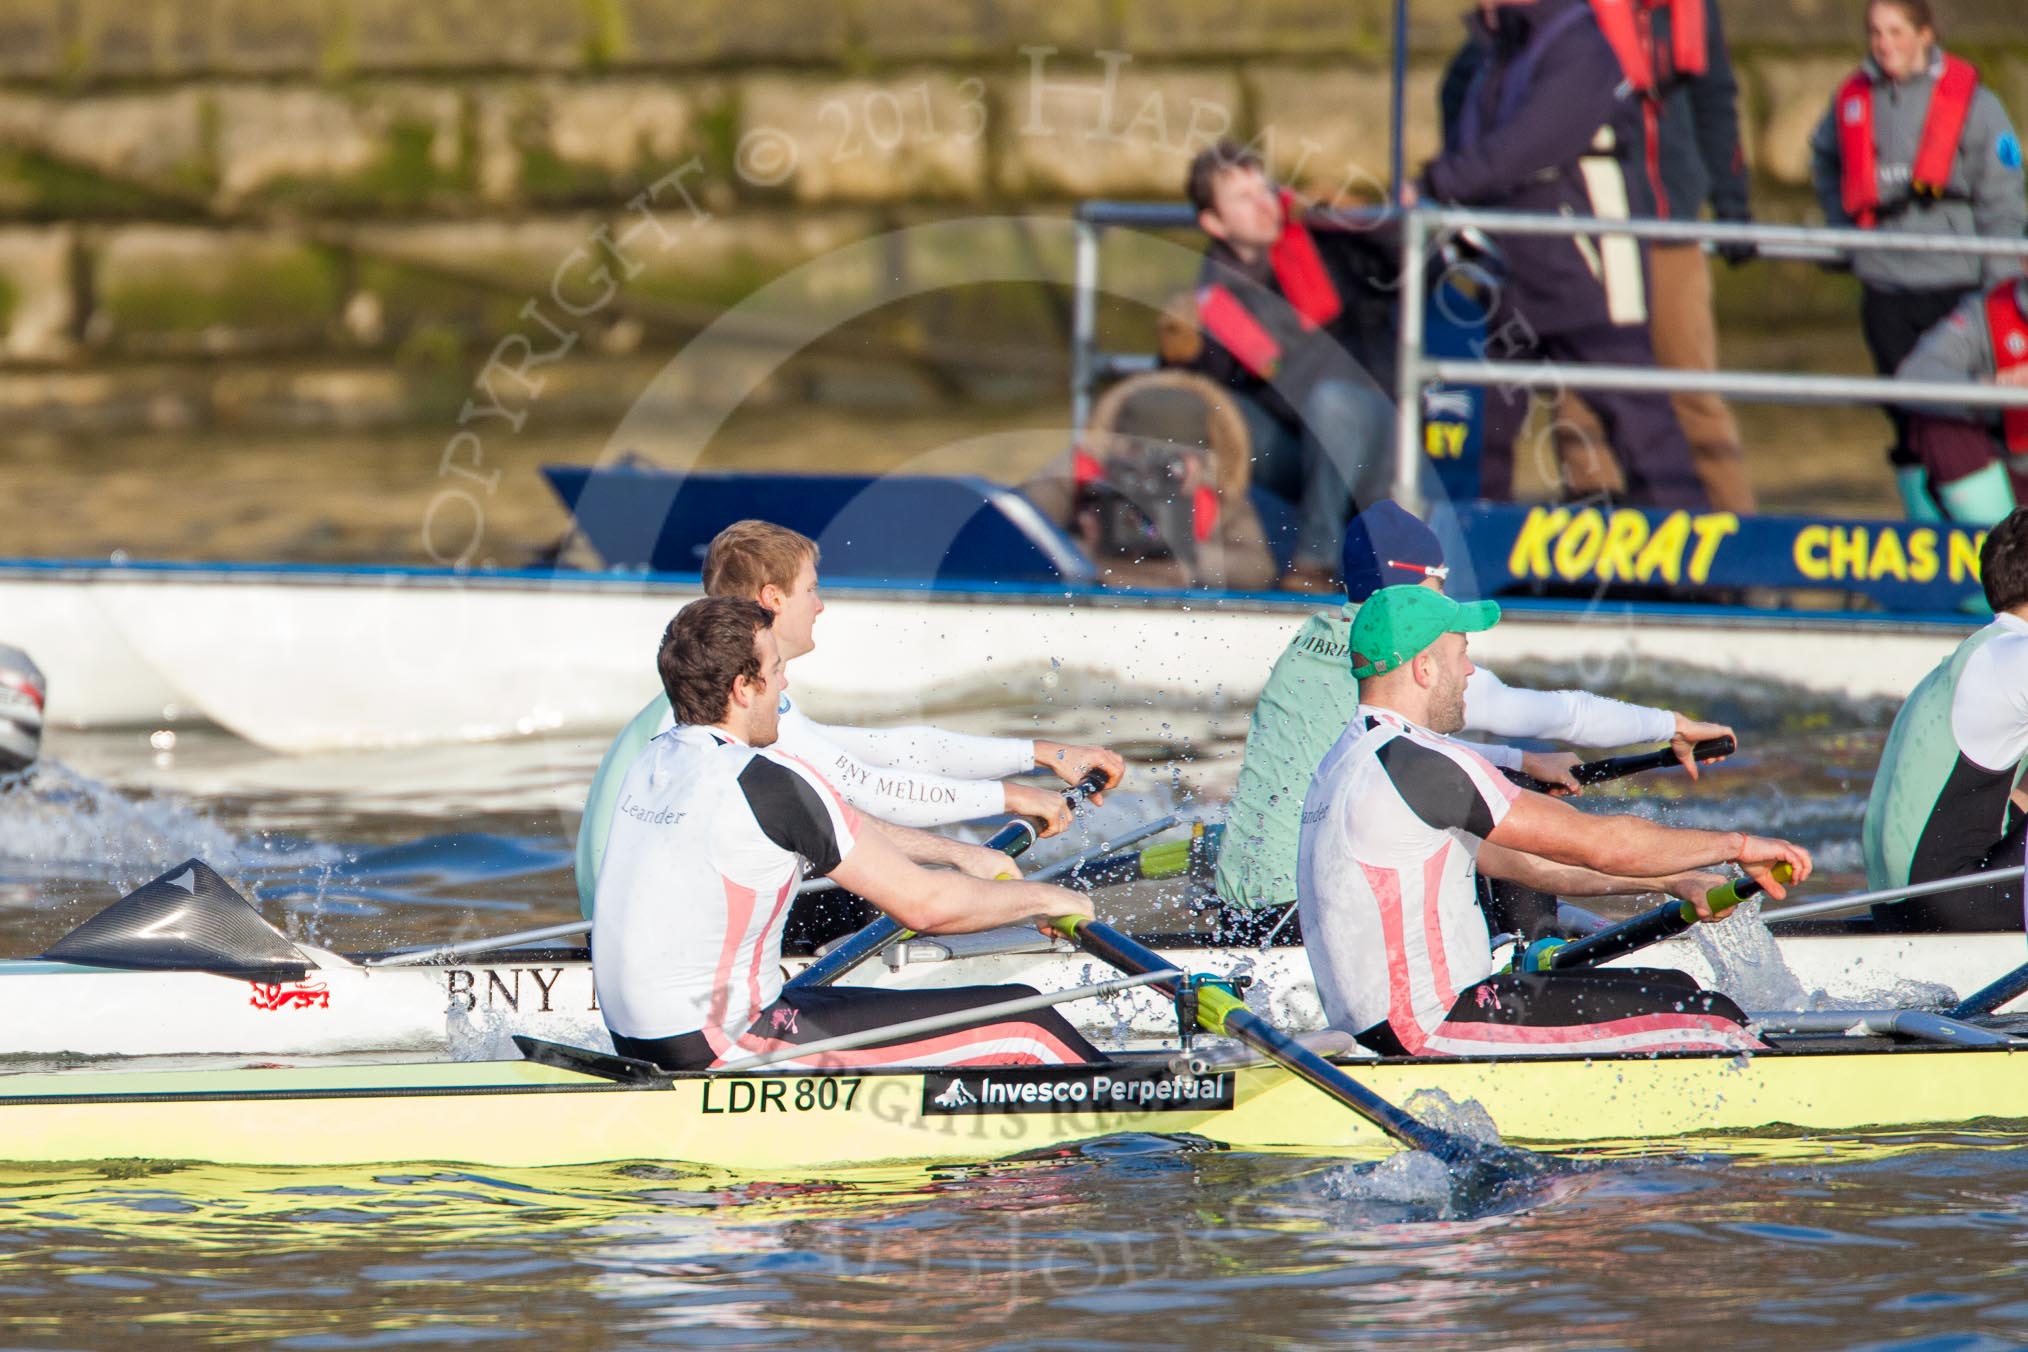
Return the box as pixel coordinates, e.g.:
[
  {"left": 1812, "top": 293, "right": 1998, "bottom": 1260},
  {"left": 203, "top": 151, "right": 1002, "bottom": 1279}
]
[{"left": 921, "top": 1065, "right": 1235, "bottom": 1116}]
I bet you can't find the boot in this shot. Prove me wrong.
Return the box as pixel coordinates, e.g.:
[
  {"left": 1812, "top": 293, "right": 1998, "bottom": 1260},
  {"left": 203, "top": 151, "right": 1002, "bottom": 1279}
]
[
  {"left": 1935, "top": 461, "right": 2017, "bottom": 526},
  {"left": 1895, "top": 465, "right": 1944, "bottom": 523}
]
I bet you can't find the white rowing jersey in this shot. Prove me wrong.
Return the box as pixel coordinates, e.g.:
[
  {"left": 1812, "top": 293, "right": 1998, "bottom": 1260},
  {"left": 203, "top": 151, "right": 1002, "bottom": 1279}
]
[
  {"left": 592, "top": 724, "right": 861, "bottom": 1047},
  {"left": 576, "top": 689, "right": 1028, "bottom": 916},
  {"left": 1297, "top": 707, "right": 1521, "bottom": 1052}
]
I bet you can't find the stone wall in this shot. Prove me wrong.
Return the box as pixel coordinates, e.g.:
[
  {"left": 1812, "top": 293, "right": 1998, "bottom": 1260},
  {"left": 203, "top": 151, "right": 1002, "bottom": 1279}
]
[{"left": 0, "top": 0, "right": 2022, "bottom": 419}]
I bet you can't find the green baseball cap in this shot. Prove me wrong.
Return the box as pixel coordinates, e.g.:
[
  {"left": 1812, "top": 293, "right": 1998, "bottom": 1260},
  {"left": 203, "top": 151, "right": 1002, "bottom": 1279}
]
[{"left": 1348, "top": 585, "right": 1500, "bottom": 679}]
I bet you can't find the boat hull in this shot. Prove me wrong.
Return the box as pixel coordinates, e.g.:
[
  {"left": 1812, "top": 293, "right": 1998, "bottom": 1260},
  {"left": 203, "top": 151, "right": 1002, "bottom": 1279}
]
[
  {"left": 5, "top": 1042, "right": 2027, "bottom": 1170},
  {"left": 3, "top": 562, "right": 1973, "bottom": 750},
  {"left": 9, "top": 928, "right": 2020, "bottom": 1061}
]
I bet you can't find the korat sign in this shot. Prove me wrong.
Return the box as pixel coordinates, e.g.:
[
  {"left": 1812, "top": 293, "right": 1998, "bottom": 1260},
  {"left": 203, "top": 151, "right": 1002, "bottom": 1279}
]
[{"left": 1454, "top": 504, "right": 1989, "bottom": 612}]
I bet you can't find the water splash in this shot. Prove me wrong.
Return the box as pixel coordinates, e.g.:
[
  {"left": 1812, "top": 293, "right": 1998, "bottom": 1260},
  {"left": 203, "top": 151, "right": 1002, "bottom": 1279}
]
[
  {"left": 1400, "top": 1088, "right": 1504, "bottom": 1147},
  {"left": 1690, "top": 900, "right": 1812, "bottom": 1010},
  {"left": 0, "top": 760, "right": 280, "bottom": 889},
  {"left": 446, "top": 996, "right": 611, "bottom": 1062}
]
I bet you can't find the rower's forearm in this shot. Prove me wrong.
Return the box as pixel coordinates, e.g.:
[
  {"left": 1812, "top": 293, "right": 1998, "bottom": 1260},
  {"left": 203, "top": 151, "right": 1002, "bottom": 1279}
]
[
  {"left": 893, "top": 875, "right": 1075, "bottom": 935},
  {"left": 860, "top": 817, "right": 968, "bottom": 867},
  {"left": 1480, "top": 843, "right": 1673, "bottom": 899},
  {"left": 1558, "top": 818, "right": 1744, "bottom": 880}
]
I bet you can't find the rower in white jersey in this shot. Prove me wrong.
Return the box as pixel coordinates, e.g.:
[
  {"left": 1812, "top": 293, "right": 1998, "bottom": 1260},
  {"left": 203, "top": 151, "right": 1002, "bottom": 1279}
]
[
  {"left": 1298, "top": 585, "right": 1812, "bottom": 1058},
  {"left": 593, "top": 597, "right": 1103, "bottom": 1072},
  {"left": 575, "top": 520, "right": 1125, "bottom": 935},
  {"left": 1215, "top": 500, "right": 1735, "bottom": 942},
  {"left": 1864, "top": 508, "right": 2028, "bottom": 930}
]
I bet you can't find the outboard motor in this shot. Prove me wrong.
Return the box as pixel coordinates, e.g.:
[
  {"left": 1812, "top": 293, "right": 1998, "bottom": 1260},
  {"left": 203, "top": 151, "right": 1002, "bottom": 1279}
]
[{"left": 0, "top": 644, "right": 43, "bottom": 775}]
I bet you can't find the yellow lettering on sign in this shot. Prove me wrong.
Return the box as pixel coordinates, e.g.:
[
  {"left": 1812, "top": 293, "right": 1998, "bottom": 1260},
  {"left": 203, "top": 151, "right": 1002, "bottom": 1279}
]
[
  {"left": 1507, "top": 506, "right": 1569, "bottom": 579},
  {"left": 1868, "top": 528, "right": 1909, "bottom": 582},
  {"left": 1597, "top": 510, "right": 1649, "bottom": 581},
  {"left": 1424, "top": 423, "right": 1468, "bottom": 459},
  {"left": 1948, "top": 530, "right": 1986, "bottom": 584},
  {"left": 1635, "top": 511, "right": 1691, "bottom": 585},
  {"left": 1552, "top": 508, "right": 1606, "bottom": 581},
  {"left": 1793, "top": 524, "right": 1830, "bottom": 581},
  {"left": 1686, "top": 513, "right": 1739, "bottom": 584},
  {"left": 1828, "top": 526, "right": 1867, "bottom": 579},
  {"left": 1908, "top": 529, "right": 1939, "bottom": 583}
]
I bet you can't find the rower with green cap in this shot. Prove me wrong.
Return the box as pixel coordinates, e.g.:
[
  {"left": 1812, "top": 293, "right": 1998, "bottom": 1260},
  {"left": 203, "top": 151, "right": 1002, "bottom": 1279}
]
[
  {"left": 1212, "top": 499, "right": 1737, "bottom": 943},
  {"left": 1297, "top": 584, "right": 1810, "bottom": 1057}
]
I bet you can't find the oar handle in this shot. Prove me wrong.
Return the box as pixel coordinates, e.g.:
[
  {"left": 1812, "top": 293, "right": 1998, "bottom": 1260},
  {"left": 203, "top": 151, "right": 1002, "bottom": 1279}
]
[
  {"left": 1508, "top": 736, "right": 1737, "bottom": 794},
  {"left": 1529, "top": 862, "right": 1794, "bottom": 973}
]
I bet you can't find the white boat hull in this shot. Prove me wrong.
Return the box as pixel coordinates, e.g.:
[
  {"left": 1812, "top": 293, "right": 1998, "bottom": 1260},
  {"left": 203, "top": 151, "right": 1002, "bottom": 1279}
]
[
  {"left": 1, "top": 563, "right": 1977, "bottom": 752},
  {"left": 6, "top": 928, "right": 2015, "bottom": 1063}
]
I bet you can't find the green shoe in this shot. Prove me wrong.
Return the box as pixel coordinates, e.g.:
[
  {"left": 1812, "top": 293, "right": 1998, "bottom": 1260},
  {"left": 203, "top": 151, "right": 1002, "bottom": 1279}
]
[
  {"left": 1935, "top": 461, "right": 2017, "bottom": 526},
  {"left": 1896, "top": 465, "right": 1944, "bottom": 522}
]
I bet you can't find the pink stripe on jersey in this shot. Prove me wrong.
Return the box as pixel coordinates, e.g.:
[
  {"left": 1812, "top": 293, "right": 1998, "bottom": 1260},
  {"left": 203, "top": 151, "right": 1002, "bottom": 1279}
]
[
  {"left": 1361, "top": 860, "right": 1427, "bottom": 1053},
  {"left": 1422, "top": 840, "right": 1456, "bottom": 1013},
  {"left": 710, "top": 879, "right": 758, "bottom": 1038},
  {"left": 746, "top": 874, "right": 797, "bottom": 1017}
]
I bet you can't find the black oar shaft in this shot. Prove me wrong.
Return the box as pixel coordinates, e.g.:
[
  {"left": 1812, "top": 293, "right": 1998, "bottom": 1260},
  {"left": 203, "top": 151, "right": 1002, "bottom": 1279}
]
[
  {"left": 1061, "top": 917, "right": 1460, "bottom": 1158},
  {"left": 1952, "top": 960, "right": 2028, "bottom": 1020}
]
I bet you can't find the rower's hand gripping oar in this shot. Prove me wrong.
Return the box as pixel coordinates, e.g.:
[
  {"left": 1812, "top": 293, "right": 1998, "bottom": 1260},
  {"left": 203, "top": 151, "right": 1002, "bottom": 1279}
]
[
  {"left": 1519, "top": 863, "right": 1796, "bottom": 973},
  {"left": 1507, "top": 736, "right": 1736, "bottom": 795},
  {"left": 1050, "top": 914, "right": 1553, "bottom": 1190},
  {"left": 786, "top": 768, "right": 1114, "bottom": 991}
]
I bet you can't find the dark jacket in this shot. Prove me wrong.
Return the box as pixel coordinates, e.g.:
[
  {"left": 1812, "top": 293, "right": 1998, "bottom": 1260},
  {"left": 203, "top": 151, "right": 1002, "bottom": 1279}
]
[
  {"left": 1187, "top": 208, "right": 1397, "bottom": 427},
  {"left": 1643, "top": 0, "right": 1751, "bottom": 222},
  {"left": 1424, "top": 0, "right": 1644, "bottom": 321}
]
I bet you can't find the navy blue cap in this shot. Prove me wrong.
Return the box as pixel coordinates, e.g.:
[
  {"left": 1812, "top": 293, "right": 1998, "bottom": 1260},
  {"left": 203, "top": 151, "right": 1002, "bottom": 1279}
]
[{"left": 1340, "top": 500, "right": 1447, "bottom": 603}]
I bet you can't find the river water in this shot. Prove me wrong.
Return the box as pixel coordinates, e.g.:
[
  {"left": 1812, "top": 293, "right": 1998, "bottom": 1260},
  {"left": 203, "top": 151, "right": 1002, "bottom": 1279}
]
[{"left": 3, "top": 662, "right": 2027, "bottom": 1349}]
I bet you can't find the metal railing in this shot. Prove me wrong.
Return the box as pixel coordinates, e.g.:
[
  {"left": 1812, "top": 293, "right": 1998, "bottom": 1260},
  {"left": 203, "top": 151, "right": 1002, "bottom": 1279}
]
[
  {"left": 1391, "top": 207, "right": 2028, "bottom": 513},
  {"left": 1068, "top": 200, "right": 2028, "bottom": 520},
  {"left": 1071, "top": 201, "right": 1195, "bottom": 429}
]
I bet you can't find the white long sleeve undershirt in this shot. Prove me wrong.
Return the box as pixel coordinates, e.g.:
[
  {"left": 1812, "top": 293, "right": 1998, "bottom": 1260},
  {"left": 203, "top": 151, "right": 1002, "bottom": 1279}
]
[
  {"left": 1463, "top": 667, "right": 1675, "bottom": 757},
  {"left": 773, "top": 702, "right": 1025, "bottom": 827},
  {"left": 814, "top": 721, "right": 1035, "bottom": 780}
]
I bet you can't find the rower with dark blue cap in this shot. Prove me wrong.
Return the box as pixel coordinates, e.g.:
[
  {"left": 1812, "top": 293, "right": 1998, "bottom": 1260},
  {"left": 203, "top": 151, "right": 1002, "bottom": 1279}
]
[{"left": 1209, "top": 500, "right": 1736, "bottom": 941}]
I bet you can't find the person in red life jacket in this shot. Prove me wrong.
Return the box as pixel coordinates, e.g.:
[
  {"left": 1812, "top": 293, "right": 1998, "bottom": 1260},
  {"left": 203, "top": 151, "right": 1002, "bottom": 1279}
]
[
  {"left": 1810, "top": 0, "right": 2026, "bottom": 523},
  {"left": 1895, "top": 272, "right": 2028, "bottom": 524},
  {"left": 1550, "top": 0, "right": 1759, "bottom": 514},
  {"left": 1183, "top": 141, "right": 1402, "bottom": 593},
  {"left": 1422, "top": 0, "right": 1707, "bottom": 510}
]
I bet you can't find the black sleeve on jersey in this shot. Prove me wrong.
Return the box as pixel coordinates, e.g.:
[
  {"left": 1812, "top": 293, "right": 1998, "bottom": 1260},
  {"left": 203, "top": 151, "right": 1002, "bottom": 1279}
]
[
  {"left": 1376, "top": 736, "right": 1497, "bottom": 838},
  {"left": 738, "top": 757, "right": 848, "bottom": 874}
]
